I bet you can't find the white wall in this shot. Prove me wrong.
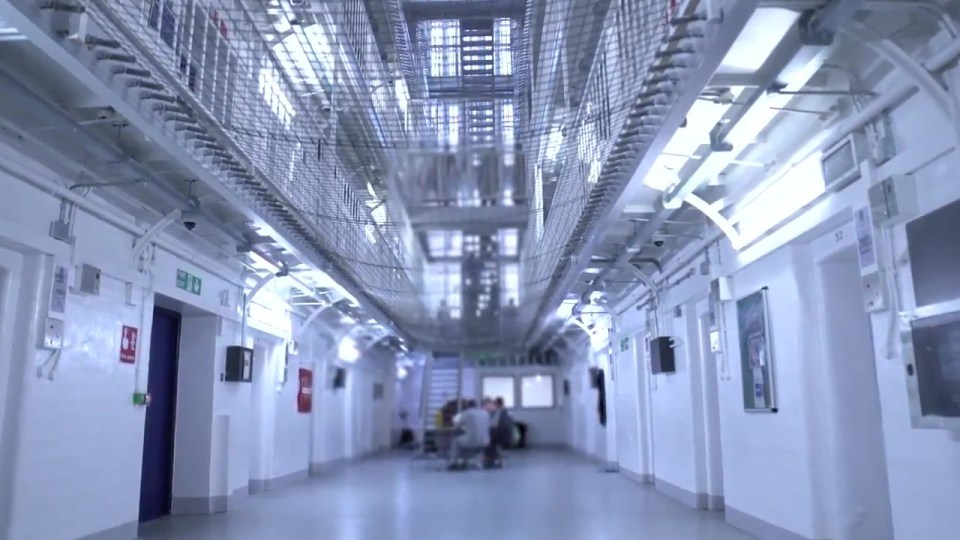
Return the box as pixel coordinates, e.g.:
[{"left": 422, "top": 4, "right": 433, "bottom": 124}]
[
  {"left": 0, "top": 138, "right": 394, "bottom": 539},
  {"left": 601, "top": 46, "right": 960, "bottom": 539},
  {"left": 475, "top": 366, "right": 568, "bottom": 446}
]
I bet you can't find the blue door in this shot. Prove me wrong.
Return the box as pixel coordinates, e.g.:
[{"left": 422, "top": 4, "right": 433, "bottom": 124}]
[{"left": 138, "top": 307, "right": 181, "bottom": 522}]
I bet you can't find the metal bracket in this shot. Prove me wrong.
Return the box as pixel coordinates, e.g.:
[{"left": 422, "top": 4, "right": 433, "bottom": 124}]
[
  {"left": 709, "top": 124, "right": 734, "bottom": 152},
  {"left": 246, "top": 272, "right": 277, "bottom": 309},
  {"left": 131, "top": 209, "right": 180, "bottom": 269},
  {"left": 798, "top": 9, "right": 835, "bottom": 46},
  {"left": 294, "top": 303, "right": 334, "bottom": 341},
  {"left": 766, "top": 82, "right": 876, "bottom": 97},
  {"left": 799, "top": 0, "right": 869, "bottom": 46}
]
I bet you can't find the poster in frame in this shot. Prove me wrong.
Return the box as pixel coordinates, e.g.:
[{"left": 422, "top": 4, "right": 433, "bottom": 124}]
[{"left": 736, "top": 287, "right": 778, "bottom": 412}]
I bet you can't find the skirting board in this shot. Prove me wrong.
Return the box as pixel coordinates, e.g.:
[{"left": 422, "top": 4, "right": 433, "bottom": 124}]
[
  {"left": 726, "top": 506, "right": 820, "bottom": 540},
  {"left": 249, "top": 468, "right": 309, "bottom": 494},
  {"left": 620, "top": 468, "right": 654, "bottom": 485},
  {"left": 77, "top": 520, "right": 138, "bottom": 540},
  {"left": 654, "top": 477, "right": 724, "bottom": 510},
  {"left": 171, "top": 486, "right": 249, "bottom": 515},
  {"left": 310, "top": 449, "right": 384, "bottom": 476}
]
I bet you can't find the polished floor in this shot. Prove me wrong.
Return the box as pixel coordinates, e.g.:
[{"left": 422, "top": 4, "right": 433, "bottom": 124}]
[{"left": 139, "top": 451, "right": 755, "bottom": 540}]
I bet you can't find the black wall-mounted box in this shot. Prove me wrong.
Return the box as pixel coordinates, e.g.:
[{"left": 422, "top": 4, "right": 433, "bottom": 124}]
[
  {"left": 650, "top": 337, "right": 676, "bottom": 374},
  {"left": 225, "top": 346, "right": 254, "bottom": 382}
]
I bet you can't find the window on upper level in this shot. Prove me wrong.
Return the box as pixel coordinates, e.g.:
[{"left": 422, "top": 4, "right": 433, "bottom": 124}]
[
  {"left": 430, "top": 101, "right": 461, "bottom": 146},
  {"left": 427, "top": 20, "right": 460, "bottom": 77},
  {"left": 257, "top": 65, "right": 295, "bottom": 128},
  {"left": 494, "top": 18, "right": 512, "bottom": 75},
  {"left": 502, "top": 262, "right": 520, "bottom": 305},
  {"left": 426, "top": 262, "right": 462, "bottom": 319},
  {"left": 427, "top": 230, "right": 463, "bottom": 258},
  {"left": 498, "top": 228, "right": 518, "bottom": 257},
  {"left": 500, "top": 101, "right": 515, "bottom": 147}
]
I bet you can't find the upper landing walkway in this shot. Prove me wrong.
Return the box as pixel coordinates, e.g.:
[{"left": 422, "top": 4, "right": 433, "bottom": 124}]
[{"left": 139, "top": 451, "right": 753, "bottom": 540}]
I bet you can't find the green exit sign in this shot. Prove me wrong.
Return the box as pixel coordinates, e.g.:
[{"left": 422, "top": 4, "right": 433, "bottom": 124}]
[
  {"left": 620, "top": 337, "right": 630, "bottom": 352},
  {"left": 176, "top": 269, "right": 202, "bottom": 295}
]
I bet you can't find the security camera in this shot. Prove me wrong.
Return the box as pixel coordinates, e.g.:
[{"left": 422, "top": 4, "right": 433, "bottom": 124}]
[
  {"left": 183, "top": 220, "right": 197, "bottom": 232},
  {"left": 653, "top": 239, "right": 665, "bottom": 248}
]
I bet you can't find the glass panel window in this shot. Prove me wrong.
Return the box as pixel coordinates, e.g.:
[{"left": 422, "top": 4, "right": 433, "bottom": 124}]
[
  {"left": 482, "top": 376, "right": 516, "bottom": 408},
  {"left": 498, "top": 229, "right": 518, "bottom": 257},
  {"left": 501, "top": 262, "right": 519, "bottom": 305},
  {"left": 521, "top": 374, "right": 555, "bottom": 408},
  {"left": 425, "top": 262, "right": 461, "bottom": 319},
  {"left": 430, "top": 102, "right": 461, "bottom": 146},
  {"left": 427, "top": 230, "right": 463, "bottom": 257},
  {"left": 494, "top": 18, "right": 512, "bottom": 75},
  {"left": 500, "top": 101, "right": 515, "bottom": 147},
  {"left": 428, "top": 20, "right": 460, "bottom": 77}
]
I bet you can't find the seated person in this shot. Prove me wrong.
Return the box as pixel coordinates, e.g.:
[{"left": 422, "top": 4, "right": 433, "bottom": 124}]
[
  {"left": 484, "top": 397, "right": 515, "bottom": 468},
  {"left": 448, "top": 400, "right": 491, "bottom": 470}
]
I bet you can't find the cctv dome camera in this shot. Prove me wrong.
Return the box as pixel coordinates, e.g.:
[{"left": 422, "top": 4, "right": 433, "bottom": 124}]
[{"left": 183, "top": 220, "right": 197, "bottom": 232}]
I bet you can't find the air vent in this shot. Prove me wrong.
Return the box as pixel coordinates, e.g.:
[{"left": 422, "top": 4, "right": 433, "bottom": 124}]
[{"left": 821, "top": 131, "right": 868, "bottom": 191}]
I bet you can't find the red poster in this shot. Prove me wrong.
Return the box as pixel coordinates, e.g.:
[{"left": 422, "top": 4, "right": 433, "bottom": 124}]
[
  {"left": 120, "top": 326, "right": 138, "bottom": 364},
  {"left": 297, "top": 368, "right": 313, "bottom": 413}
]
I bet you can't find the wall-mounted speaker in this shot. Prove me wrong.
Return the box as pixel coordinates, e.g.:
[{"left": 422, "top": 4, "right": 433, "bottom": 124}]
[{"left": 650, "top": 337, "right": 676, "bottom": 374}]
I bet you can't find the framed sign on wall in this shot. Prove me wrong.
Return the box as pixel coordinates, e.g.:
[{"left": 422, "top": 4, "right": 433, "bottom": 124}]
[{"left": 737, "top": 287, "right": 777, "bottom": 412}]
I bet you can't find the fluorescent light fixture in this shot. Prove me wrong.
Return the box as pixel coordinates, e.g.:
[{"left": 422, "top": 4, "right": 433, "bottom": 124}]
[
  {"left": 340, "top": 315, "right": 356, "bottom": 325},
  {"left": 583, "top": 268, "right": 601, "bottom": 274},
  {"left": 731, "top": 150, "right": 825, "bottom": 246},
  {"left": 338, "top": 336, "right": 361, "bottom": 363}
]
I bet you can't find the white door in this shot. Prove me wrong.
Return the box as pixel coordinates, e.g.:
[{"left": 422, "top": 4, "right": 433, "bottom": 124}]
[
  {"left": 0, "top": 246, "right": 25, "bottom": 451},
  {"left": 697, "top": 310, "right": 725, "bottom": 509},
  {"left": 249, "top": 339, "right": 275, "bottom": 487},
  {"left": 614, "top": 337, "right": 643, "bottom": 474},
  {"left": 817, "top": 248, "right": 893, "bottom": 539}
]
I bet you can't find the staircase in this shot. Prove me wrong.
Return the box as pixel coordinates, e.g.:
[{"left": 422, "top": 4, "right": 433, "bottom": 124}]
[
  {"left": 424, "top": 364, "right": 461, "bottom": 425},
  {"left": 418, "top": 355, "right": 463, "bottom": 453}
]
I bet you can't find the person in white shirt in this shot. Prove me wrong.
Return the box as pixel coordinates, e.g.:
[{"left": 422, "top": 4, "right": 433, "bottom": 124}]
[{"left": 448, "top": 400, "right": 492, "bottom": 470}]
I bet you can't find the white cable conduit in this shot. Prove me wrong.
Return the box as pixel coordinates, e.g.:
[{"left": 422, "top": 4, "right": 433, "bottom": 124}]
[
  {"left": 842, "top": 21, "right": 960, "bottom": 155},
  {"left": 821, "top": 33, "right": 960, "bottom": 150}
]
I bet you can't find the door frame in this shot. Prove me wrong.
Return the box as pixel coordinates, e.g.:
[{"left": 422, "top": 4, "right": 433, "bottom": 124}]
[
  {"left": 249, "top": 333, "right": 282, "bottom": 491},
  {"left": 695, "top": 298, "right": 725, "bottom": 510},
  {"left": 139, "top": 305, "right": 183, "bottom": 522},
  {"left": 813, "top": 245, "right": 894, "bottom": 539},
  {"left": 0, "top": 247, "right": 24, "bottom": 451}
]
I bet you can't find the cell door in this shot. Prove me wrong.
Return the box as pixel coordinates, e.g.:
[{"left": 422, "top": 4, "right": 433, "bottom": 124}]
[{"left": 138, "top": 307, "right": 182, "bottom": 522}]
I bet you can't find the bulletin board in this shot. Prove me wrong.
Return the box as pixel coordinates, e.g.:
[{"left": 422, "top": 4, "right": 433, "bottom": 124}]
[{"left": 736, "top": 288, "right": 777, "bottom": 412}]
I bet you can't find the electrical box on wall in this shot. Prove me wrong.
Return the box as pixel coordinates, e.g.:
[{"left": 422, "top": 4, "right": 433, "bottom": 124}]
[
  {"left": 48, "top": 264, "right": 70, "bottom": 318},
  {"left": 650, "top": 337, "right": 676, "bottom": 374},
  {"left": 861, "top": 271, "right": 887, "bottom": 313},
  {"left": 74, "top": 263, "right": 101, "bottom": 295},
  {"left": 869, "top": 174, "right": 919, "bottom": 227},
  {"left": 38, "top": 317, "right": 64, "bottom": 350},
  {"left": 224, "top": 346, "right": 253, "bottom": 382},
  {"left": 711, "top": 277, "right": 734, "bottom": 302},
  {"left": 821, "top": 131, "right": 869, "bottom": 191}
]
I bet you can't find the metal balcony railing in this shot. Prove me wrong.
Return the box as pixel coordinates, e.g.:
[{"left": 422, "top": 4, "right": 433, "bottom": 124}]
[
  {"left": 15, "top": 0, "right": 435, "bottom": 330},
  {"left": 521, "top": 0, "right": 718, "bottom": 340}
]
